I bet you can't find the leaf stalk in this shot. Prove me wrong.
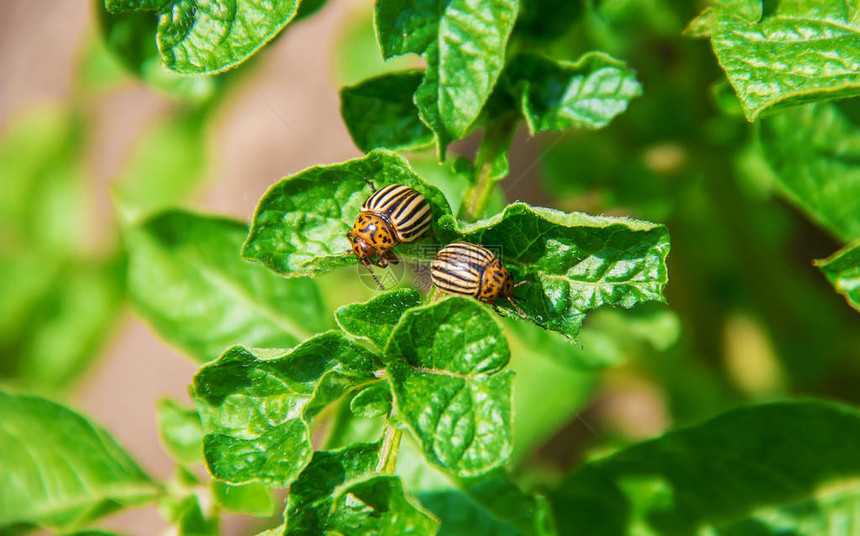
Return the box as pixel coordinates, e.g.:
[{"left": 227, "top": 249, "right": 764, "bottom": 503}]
[
  {"left": 376, "top": 423, "right": 403, "bottom": 474},
  {"left": 459, "top": 114, "right": 518, "bottom": 221}
]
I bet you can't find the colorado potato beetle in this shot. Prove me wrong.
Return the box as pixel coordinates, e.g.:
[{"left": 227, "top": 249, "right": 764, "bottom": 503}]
[
  {"left": 430, "top": 242, "right": 526, "bottom": 314},
  {"left": 347, "top": 180, "right": 432, "bottom": 289}
]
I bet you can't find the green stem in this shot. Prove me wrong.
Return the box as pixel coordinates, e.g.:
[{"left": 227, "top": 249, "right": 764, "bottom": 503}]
[
  {"left": 459, "top": 114, "right": 518, "bottom": 221},
  {"left": 376, "top": 423, "right": 403, "bottom": 474}
]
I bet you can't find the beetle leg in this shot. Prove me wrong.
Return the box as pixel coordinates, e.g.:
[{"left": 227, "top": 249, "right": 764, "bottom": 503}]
[
  {"left": 513, "top": 280, "right": 528, "bottom": 288},
  {"left": 383, "top": 250, "right": 401, "bottom": 265},
  {"left": 363, "top": 177, "right": 377, "bottom": 192},
  {"left": 344, "top": 232, "right": 356, "bottom": 256}
]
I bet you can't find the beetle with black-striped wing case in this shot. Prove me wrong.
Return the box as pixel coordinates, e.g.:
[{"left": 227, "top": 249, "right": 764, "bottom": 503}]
[
  {"left": 430, "top": 242, "right": 526, "bottom": 315},
  {"left": 346, "top": 180, "right": 432, "bottom": 289}
]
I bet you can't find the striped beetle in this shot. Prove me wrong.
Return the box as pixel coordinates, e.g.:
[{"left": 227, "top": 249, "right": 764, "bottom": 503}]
[
  {"left": 430, "top": 242, "right": 526, "bottom": 314},
  {"left": 347, "top": 180, "right": 432, "bottom": 289}
]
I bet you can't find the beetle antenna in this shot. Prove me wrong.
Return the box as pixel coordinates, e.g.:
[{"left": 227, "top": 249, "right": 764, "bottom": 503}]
[
  {"left": 513, "top": 280, "right": 528, "bottom": 288},
  {"left": 361, "top": 259, "right": 386, "bottom": 290},
  {"left": 363, "top": 177, "right": 377, "bottom": 192}
]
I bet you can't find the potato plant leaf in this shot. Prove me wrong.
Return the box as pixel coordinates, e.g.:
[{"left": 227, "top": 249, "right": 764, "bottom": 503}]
[
  {"left": 156, "top": 398, "right": 204, "bottom": 466},
  {"left": 125, "top": 210, "right": 329, "bottom": 362},
  {"left": 0, "top": 108, "right": 123, "bottom": 390},
  {"left": 384, "top": 298, "right": 513, "bottom": 477},
  {"left": 509, "top": 52, "right": 642, "bottom": 134},
  {"left": 374, "top": 0, "right": 519, "bottom": 152},
  {"left": 504, "top": 321, "right": 599, "bottom": 463},
  {"left": 335, "top": 289, "right": 423, "bottom": 351},
  {"left": 0, "top": 391, "right": 159, "bottom": 531},
  {"left": 190, "top": 331, "right": 382, "bottom": 486},
  {"left": 0, "top": 108, "right": 89, "bottom": 259},
  {"left": 161, "top": 494, "right": 218, "bottom": 536},
  {"left": 284, "top": 441, "right": 439, "bottom": 535},
  {"left": 549, "top": 401, "right": 860, "bottom": 536},
  {"left": 709, "top": 0, "right": 860, "bottom": 121},
  {"left": 395, "top": 439, "right": 553, "bottom": 535},
  {"left": 439, "top": 203, "right": 670, "bottom": 339},
  {"left": 341, "top": 71, "right": 434, "bottom": 153},
  {"left": 212, "top": 481, "right": 275, "bottom": 517},
  {"left": 714, "top": 484, "right": 860, "bottom": 535},
  {"left": 6, "top": 256, "right": 126, "bottom": 390},
  {"left": 815, "top": 240, "right": 860, "bottom": 312},
  {"left": 350, "top": 381, "right": 394, "bottom": 419},
  {"left": 329, "top": 477, "right": 440, "bottom": 535},
  {"left": 758, "top": 103, "right": 860, "bottom": 242},
  {"left": 242, "top": 149, "right": 452, "bottom": 277},
  {"left": 104, "top": 0, "right": 300, "bottom": 74},
  {"left": 456, "top": 470, "right": 557, "bottom": 536},
  {"left": 96, "top": 4, "right": 218, "bottom": 102}
]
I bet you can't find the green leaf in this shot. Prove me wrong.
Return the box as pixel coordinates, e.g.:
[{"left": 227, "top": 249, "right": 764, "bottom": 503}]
[
  {"left": 191, "top": 331, "right": 382, "bottom": 486},
  {"left": 350, "top": 381, "right": 394, "bottom": 419},
  {"left": 160, "top": 494, "right": 218, "bottom": 536},
  {"left": 418, "top": 490, "right": 522, "bottom": 536},
  {"left": 105, "top": 0, "right": 300, "bottom": 75},
  {"left": 96, "top": 2, "right": 219, "bottom": 102},
  {"left": 341, "top": 71, "right": 434, "bottom": 153},
  {"left": 0, "top": 108, "right": 122, "bottom": 390},
  {"left": 758, "top": 103, "right": 860, "bottom": 242},
  {"left": 815, "top": 240, "right": 860, "bottom": 312},
  {"left": 454, "top": 471, "right": 557, "bottom": 536},
  {"left": 7, "top": 255, "right": 126, "bottom": 390},
  {"left": 212, "top": 481, "right": 275, "bottom": 517},
  {"left": 710, "top": 1, "right": 860, "bottom": 121},
  {"left": 684, "top": 6, "right": 717, "bottom": 38},
  {"left": 714, "top": 484, "right": 860, "bottom": 535},
  {"left": 396, "top": 438, "right": 553, "bottom": 536},
  {"left": 549, "top": 401, "right": 860, "bottom": 536},
  {"left": 0, "top": 391, "right": 159, "bottom": 531},
  {"left": 375, "top": 0, "right": 519, "bottom": 151},
  {"left": 504, "top": 321, "right": 599, "bottom": 463},
  {"left": 156, "top": 398, "right": 204, "bottom": 466},
  {"left": 328, "top": 476, "right": 440, "bottom": 535},
  {"left": 510, "top": 52, "right": 642, "bottom": 134},
  {"left": 77, "top": 32, "right": 131, "bottom": 94},
  {"left": 439, "top": 203, "right": 671, "bottom": 339},
  {"left": 242, "top": 149, "right": 452, "bottom": 277},
  {"left": 125, "top": 210, "right": 329, "bottom": 362},
  {"left": 0, "top": 108, "right": 89, "bottom": 256},
  {"left": 284, "top": 441, "right": 439, "bottom": 535},
  {"left": 113, "top": 110, "right": 209, "bottom": 222},
  {"left": 385, "top": 298, "right": 513, "bottom": 477},
  {"left": 335, "top": 289, "right": 422, "bottom": 351}
]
